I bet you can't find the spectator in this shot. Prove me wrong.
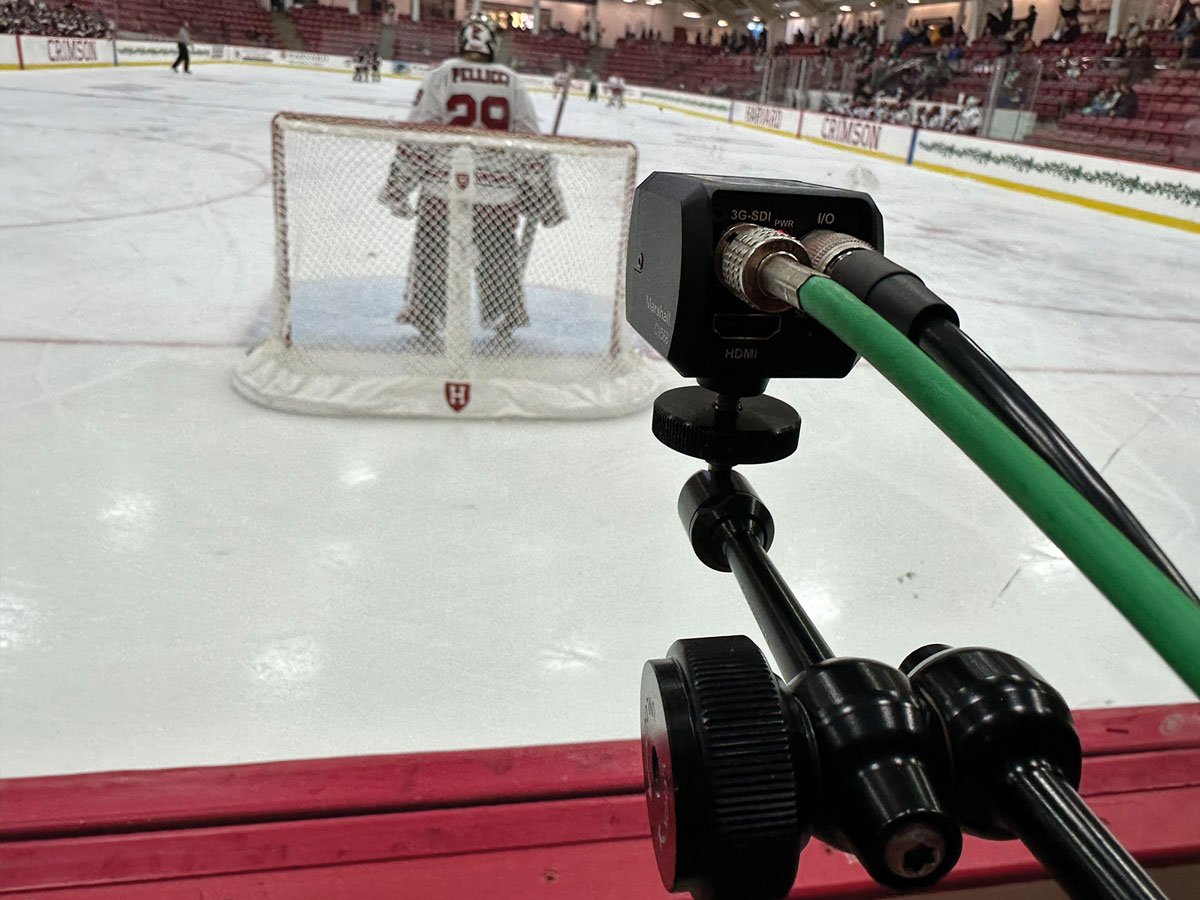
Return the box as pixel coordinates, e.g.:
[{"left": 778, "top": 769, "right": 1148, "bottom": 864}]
[
  {"left": 1105, "top": 34, "right": 1127, "bottom": 58},
  {"left": 1177, "top": 31, "right": 1200, "bottom": 67},
  {"left": 1176, "top": 3, "right": 1199, "bottom": 41},
  {"left": 1018, "top": 5, "right": 1039, "bottom": 41},
  {"left": 1055, "top": 46, "right": 1082, "bottom": 78},
  {"left": 1128, "top": 35, "right": 1154, "bottom": 82},
  {"left": 1123, "top": 15, "right": 1142, "bottom": 43},
  {"left": 947, "top": 36, "right": 965, "bottom": 70},
  {"left": 1049, "top": 13, "right": 1081, "bottom": 43},
  {"left": 1108, "top": 79, "right": 1138, "bottom": 118},
  {"left": 1082, "top": 83, "right": 1116, "bottom": 115},
  {"left": 0, "top": 0, "right": 109, "bottom": 38},
  {"left": 987, "top": 0, "right": 1015, "bottom": 38},
  {"left": 898, "top": 21, "right": 922, "bottom": 51}
]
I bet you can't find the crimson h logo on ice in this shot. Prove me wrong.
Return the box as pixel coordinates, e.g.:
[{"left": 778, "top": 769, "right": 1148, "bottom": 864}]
[
  {"left": 456, "top": 173, "right": 470, "bottom": 190},
  {"left": 445, "top": 382, "right": 471, "bottom": 412}
]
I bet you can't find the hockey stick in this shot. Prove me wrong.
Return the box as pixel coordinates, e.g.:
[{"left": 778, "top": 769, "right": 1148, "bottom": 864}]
[
  {"left": 517, "top": 215, "right": 538, "bottom": 280},
  {"left": 552, "top": 65, "right": 572, "bottom": 135}
]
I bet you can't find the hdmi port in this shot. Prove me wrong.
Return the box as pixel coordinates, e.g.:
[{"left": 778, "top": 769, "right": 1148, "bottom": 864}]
[{"left": 713, "top": 314, "right": 782, "bottom": 341}]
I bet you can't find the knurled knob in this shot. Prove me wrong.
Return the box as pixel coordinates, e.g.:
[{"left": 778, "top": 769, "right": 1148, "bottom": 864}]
[
  {"left": 652, "top": 387, "right": 800, "bottom": 466},
  {"left": 641, "top": 635, "right": 804, "bottom": 900}
]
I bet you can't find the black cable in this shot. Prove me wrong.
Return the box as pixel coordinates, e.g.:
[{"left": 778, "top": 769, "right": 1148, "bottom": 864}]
[{"left": 918, "top": 319, "right": 1199, "bottom": 607}]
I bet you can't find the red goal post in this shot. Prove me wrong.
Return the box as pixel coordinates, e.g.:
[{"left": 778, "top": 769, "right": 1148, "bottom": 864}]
[{"left": 233, "top": 113, "right": 661, "bottom": 418}]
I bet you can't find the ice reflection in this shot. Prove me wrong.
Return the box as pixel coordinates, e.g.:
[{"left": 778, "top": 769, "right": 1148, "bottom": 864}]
[
  {"left": 541, "top": 634, "right": 603, "bottom": 672},
  {"left": 250, "top": 635, "right": 321, "bottom": 692},
  {"left": 0, "top": 590, "right": 38, "bottom": 652},
  {"left": 99, "top": 491, "right": 156, "bottom": 554}
]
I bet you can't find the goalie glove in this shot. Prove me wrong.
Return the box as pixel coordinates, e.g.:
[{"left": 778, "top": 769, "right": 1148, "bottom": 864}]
[
  {"left": 516, "top": 154, "right": 567, "bottom": 227},
  {"left": 378, "top": 154, "right": 421, "bottom": 218},
  {"left": 379, "top": 187, "right": 416, "bottom": 218}
]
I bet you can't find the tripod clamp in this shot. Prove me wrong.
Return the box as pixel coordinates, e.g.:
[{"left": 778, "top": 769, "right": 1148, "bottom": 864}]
[{"left": 641, "top": 383, "right": 1166, "bottom": 900}]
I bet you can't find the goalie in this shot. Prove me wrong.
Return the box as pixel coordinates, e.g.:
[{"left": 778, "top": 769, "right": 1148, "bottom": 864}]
[{"left": 379, "top": 13, "right": 567, "bottom": 343}]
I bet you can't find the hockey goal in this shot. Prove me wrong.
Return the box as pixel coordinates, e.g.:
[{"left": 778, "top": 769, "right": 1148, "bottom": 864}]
[{"left": 233, "top": 112, "right": 660, "bottom": 418}]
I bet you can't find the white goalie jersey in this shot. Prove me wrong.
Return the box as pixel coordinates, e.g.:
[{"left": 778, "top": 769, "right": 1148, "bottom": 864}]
[
  {"left": 409, "top": 59, "right": 539, "bottom": 135},
  {"left": 391, "top": 59, "right": 551, "bottom": 208}
]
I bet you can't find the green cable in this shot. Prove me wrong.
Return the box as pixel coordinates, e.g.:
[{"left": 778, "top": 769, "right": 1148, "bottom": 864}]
[{"left": 797, "top": 275, "right": 1200, "bottom": 696}]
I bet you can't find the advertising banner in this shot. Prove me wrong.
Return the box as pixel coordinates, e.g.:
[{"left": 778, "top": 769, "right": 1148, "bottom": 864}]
[
  {"left": 731, "top": 101, "right": 801, "bottom": 137},
  {"left": 18, "top": 35, "right": 115, "bottom": 67},
  {"left": 0, "top": 33, "right": 20, "bottom": 69},
  {"left": 800, "top": 111, "right": 915, "bottom": 162}
]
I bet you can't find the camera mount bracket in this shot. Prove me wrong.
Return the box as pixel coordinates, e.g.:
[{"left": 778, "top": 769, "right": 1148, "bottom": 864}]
[{"left": 651, "top": 385, "right": 801, "bottom": 467}]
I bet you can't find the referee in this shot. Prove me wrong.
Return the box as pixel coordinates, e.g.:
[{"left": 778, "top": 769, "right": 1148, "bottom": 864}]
[{"left": 172, "top": 21, "right": 190, "bottom": 74}]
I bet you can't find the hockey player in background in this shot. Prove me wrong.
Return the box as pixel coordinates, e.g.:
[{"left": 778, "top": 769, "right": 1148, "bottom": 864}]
[
  {"left": 171, "top": 21, "right": 190, "bottom": 74},
  {"left": 379, "top": 13, "right": 566, "bottom": 344},
  {"left": 606, "top": 74, "right": 626, "bottom": 108},
  {"left": 552, "top": 66, "right": 572, "bottom": 97},
  {"left": 956, "top": 96, "right": 983, "bottom": 134}
]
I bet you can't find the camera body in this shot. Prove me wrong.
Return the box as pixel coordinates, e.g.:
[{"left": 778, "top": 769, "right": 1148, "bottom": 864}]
[{"left": 626, "top": 173, "right": 884, "bottom": 385}]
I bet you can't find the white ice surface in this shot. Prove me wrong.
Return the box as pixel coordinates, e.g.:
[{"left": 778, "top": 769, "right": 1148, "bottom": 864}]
[{"left": 1, "top": 66, "right": 1198, "bottom": 778}]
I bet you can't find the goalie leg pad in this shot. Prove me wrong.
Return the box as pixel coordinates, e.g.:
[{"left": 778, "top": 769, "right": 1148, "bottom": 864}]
[
  {"left": 473, "top": 204, "right": 528, "bottom": 331},
  {"left": 398, "top": 195, "right": 449, "bottom": 334}
]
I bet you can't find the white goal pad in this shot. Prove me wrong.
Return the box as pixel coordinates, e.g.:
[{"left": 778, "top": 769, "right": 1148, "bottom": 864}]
[{"left": 233, "top": 113, "right": 661, "bottom": 418}]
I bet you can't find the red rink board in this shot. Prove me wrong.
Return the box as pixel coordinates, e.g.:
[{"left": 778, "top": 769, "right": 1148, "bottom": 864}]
[{"left": 1, "top": 704, "right": 1197, "bottom": 898}]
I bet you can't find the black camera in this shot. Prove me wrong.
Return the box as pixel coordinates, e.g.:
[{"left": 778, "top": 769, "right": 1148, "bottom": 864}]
[{"left": 625, "top": 172, "right": 883, "bottom": 387}]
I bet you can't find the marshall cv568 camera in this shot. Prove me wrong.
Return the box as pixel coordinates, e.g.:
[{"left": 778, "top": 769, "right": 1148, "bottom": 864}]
[
  {"left": 621, "top": 172, "right": 1196, "bottom": 900},
  {"left": 627, "top": 173, "right": 881, "bottom": 390}
]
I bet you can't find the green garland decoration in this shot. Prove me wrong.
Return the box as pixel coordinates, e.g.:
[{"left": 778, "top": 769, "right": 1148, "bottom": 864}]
[{"left": 917, "top": 140, "right": 1200, "bottom": 207}]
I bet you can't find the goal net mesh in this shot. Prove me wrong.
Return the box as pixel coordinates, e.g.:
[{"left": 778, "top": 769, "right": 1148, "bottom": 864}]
[{"left": 233, "top": 113, "right": 661, "bottom": 418}]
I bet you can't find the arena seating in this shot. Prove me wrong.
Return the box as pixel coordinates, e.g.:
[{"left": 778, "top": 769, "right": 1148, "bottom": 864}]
[
  {"left": 1027, "top": 69, "right": 1200, "bottom": 166},
  {"left": 393, "top": 17, "right": 456, "bottom": 63},
  {"left": 290, "top": 4, "right": 380, "bottom": 56},
  {"left": 670, "top": 51, "right": 765, "bottom": 98},
  {"left": 508, "top": 30, "right": 588, "bottom": 76},
  {"left": 601, "top": 37, "right": 718, "bottom": 88},
  {"left": 88, "top": 0, "right": 278, "bottom": 47},
  {"left": 777, "top": 43, "right": 827, "bottom": 59}
]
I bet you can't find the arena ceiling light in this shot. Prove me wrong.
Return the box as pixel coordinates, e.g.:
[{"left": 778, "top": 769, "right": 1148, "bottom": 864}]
[
  {"left": 838, "top": 4, "right": 851, "bottom": 9},
  {"left": 717, "top": 18, "right": 729, "bottom": 26},
  {"left": 789, "top": 10, "right": 800, "bottom": 16},
  {"left": 683, "top": 10, "right": 702, "bottom": 16}
]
